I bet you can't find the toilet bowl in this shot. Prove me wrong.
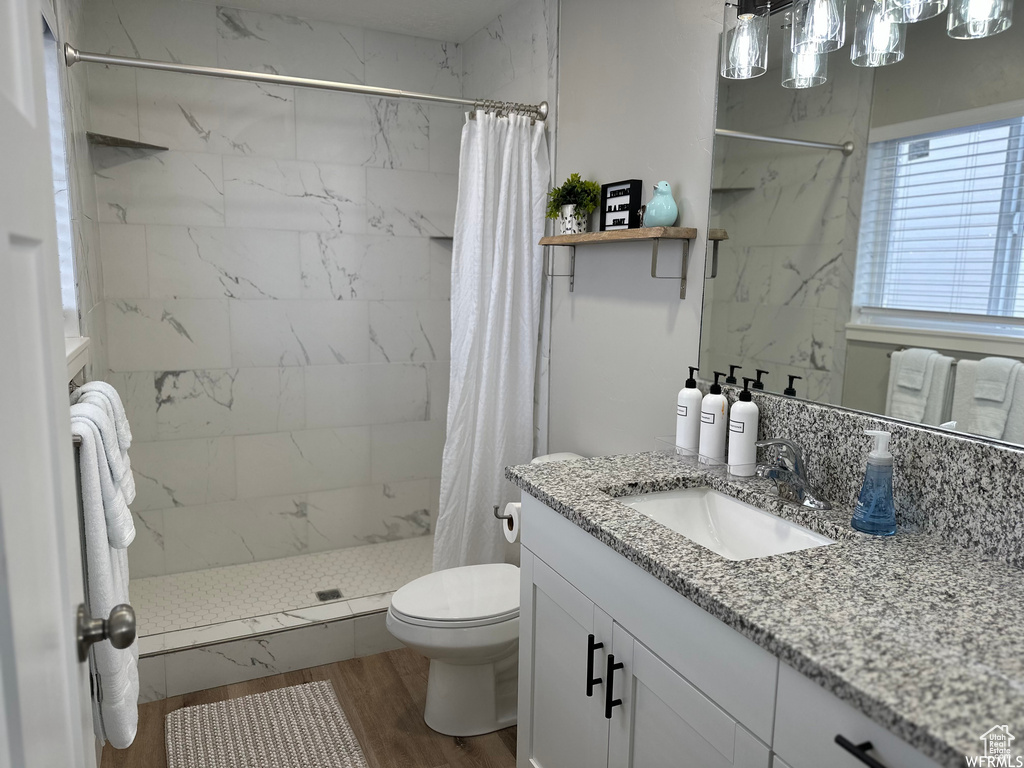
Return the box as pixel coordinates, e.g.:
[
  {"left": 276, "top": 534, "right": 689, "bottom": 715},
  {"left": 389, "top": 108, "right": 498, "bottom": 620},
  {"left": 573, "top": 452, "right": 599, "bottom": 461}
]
[
  {"left": 388, "top": 452, "right": 584, "bottom": 736},
  {"left": 386, "top": 563, "right": 520, "bottom": 737}
]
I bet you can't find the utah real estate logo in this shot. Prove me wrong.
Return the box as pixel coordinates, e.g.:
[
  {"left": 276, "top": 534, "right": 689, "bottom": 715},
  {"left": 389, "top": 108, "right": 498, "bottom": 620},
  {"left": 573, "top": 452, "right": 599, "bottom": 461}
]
[{"left": 967, "top": 726, "right": 1023, "bottom": 767}]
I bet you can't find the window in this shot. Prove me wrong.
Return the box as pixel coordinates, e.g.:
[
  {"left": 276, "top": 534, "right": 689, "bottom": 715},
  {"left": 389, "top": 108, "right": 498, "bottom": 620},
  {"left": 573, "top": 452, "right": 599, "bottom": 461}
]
[
  {"left": 42, "top": 24, "right": 79, "bottom": 338},
  {"left": 853, "top": 116, "right": 1024, "bottom": 336}
]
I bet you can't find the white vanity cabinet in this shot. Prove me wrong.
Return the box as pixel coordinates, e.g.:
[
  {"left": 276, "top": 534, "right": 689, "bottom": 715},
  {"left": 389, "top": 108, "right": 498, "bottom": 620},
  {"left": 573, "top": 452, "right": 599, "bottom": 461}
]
[{"left": 518, "top": 495, "right": 776, "bottom": 768}]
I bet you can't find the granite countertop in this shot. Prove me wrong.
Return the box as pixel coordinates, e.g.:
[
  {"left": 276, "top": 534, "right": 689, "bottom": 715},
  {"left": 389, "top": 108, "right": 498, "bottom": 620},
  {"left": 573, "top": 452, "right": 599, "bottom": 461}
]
[{"left": 506, "top": 451, "right": 1024, "bottom": 768}]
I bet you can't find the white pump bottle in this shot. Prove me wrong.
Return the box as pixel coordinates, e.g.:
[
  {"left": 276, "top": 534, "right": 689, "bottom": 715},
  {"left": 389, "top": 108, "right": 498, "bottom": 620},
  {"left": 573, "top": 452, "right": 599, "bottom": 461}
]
[
  {"left": 676, "top": 366, "right": 702, "bottom": 457},
  {"left": 728, "top": 377, "right": 759, "bottom": 477},
  {"left": 699, "top": 372, "right": 729, "bottom": 465}
]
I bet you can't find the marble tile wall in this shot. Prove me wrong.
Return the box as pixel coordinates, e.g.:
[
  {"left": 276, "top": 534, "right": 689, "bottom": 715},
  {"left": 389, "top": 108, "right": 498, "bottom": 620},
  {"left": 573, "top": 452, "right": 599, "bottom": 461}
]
[
  {"left": 703, "top": 52, "right": 873, "bottom": 404},
  {"left": 83, "top": 0, "right": 464, "bottom": 576}
]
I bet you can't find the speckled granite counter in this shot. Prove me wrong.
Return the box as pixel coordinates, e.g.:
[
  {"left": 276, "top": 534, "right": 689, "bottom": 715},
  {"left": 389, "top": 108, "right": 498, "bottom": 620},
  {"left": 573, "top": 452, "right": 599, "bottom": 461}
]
[{"left": 507, "top": 451, "right": 1024, "bottom": 768}]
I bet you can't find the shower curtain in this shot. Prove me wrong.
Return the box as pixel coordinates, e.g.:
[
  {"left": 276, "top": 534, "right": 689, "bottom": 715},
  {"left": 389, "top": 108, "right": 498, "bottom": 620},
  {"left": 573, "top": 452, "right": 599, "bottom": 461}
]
[{"left": 433, "top": 111, "right": 551, "bottom": 570}]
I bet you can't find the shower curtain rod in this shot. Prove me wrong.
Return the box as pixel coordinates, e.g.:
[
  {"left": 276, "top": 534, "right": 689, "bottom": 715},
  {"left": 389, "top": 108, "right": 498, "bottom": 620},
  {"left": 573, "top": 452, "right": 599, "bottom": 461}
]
[
  {"left": 716, "top": 128, "right": 854, "bottom": 156},
  {"left": 64, "top": 44, "right": 549, "bottom": 121}
]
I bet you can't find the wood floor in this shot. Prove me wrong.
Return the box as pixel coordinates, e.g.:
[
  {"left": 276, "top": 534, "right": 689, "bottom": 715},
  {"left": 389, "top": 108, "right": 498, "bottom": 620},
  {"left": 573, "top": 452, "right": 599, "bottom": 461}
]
[{"left": 102, "top": 648, "right": 517, "bottom": 768}]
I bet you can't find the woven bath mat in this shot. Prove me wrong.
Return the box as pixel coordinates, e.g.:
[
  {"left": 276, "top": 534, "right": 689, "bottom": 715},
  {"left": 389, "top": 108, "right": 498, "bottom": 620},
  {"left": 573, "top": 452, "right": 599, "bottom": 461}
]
[{"left": 165, "top": 681, "right": 369, "bottom": 768}]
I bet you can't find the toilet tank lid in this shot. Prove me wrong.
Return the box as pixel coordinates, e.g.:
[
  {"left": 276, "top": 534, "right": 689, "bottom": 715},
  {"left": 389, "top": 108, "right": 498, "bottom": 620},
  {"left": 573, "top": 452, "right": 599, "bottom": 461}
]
[
  {"left": 531, "top": 452, "right": 584, "bottom": 464},
  {"left": 391, "top": 563, "right": 520, "bottom": 623}
]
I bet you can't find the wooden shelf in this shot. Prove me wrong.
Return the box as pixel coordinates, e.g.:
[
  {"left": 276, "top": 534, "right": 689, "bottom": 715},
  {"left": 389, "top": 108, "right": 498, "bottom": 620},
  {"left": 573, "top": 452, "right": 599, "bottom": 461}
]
[
  {"left": 86, "top": 132, "right": 168, "bottom": 151},
  {"left": 539, "top": 226, "right": 727, "bottom": 299},
  {"left": 540, "top": 226, "right": 696, "bottom": 247}
]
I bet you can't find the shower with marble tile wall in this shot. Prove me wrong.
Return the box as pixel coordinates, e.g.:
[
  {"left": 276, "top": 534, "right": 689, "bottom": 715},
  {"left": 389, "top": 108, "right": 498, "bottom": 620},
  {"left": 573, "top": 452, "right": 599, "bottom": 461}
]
[{"left": 82, "top": 0, "right": 557, "bottom": 597}]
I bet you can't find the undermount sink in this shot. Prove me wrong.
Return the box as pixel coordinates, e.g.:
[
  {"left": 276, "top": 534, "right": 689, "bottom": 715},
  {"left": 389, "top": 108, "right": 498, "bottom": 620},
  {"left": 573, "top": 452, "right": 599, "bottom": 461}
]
[{"left": 616, "top": 487, "right": 834, "bottom": 561}]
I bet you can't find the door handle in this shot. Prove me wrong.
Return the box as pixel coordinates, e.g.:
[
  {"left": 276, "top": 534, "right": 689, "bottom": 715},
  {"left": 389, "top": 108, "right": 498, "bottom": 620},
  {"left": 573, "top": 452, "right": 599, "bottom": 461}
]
[
  {"left": 77, "top": 603, "right": 136, "bottom": 662},
  {"left": 835, "top": 735, "right": 887, "bottom": 768},
  {"left": 604, "top": 653, "right": 624, "bottom": 718},
  {"left": 586, "top": 634, "right": 603, "bottom": 697}
]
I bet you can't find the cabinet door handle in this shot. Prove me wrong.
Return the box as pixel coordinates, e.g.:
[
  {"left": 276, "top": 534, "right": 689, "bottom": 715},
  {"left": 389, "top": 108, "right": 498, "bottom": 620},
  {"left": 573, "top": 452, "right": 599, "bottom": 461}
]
[
  {"left": 586, "top": 634, "right": 604, "bottom": 697},
  {"left": 604, "top": 653, "right": 624, "bottom": 719},
  {"left": 835, "top": 735, "right": 887, "bottom": 768}
]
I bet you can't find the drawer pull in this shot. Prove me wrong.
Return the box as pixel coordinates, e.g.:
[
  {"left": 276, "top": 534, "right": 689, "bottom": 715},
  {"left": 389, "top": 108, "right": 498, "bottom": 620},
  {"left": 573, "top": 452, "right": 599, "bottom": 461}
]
[
  {"left": 835, "top": 735, "right": 887, "bottom": 768},
  {"left": 604, "top": 654, "right": 624, "bottom": 719},
  {"left": 586, "top": 634, "right": 604, "bottom": 697}
]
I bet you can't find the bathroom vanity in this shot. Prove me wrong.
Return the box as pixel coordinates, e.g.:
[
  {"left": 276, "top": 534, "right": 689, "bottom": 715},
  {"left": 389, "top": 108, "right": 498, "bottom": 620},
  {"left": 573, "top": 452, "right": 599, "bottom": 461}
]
[{"left": 508, "top": 453, "right": 1024, "bottom": 768}]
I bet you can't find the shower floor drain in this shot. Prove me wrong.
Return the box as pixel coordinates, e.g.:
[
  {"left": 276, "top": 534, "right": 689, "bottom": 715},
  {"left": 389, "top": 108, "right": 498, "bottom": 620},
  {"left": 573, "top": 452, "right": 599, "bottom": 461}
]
[{"left": 316, "top": 588, "right": 343, "bottom": 602}]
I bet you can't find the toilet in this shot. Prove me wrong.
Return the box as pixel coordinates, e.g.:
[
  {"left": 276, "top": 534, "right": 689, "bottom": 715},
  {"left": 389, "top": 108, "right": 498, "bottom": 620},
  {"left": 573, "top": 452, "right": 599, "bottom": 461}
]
[{"left": 386, "top": 452, "right": 583, "bottom": 737}]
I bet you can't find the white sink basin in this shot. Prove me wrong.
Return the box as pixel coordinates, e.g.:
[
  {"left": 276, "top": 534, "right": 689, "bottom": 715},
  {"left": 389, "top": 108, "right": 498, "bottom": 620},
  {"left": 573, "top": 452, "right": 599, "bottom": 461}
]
[{"left": 616, "top": 487, "right": 834, "bottom": 561}]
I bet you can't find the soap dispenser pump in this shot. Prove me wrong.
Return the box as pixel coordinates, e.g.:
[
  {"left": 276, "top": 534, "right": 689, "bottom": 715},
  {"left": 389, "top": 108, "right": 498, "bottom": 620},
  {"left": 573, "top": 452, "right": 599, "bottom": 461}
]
[
  {"left": 752, "top": 369, "right": 769, "bottom": 390},
  {"left": 676, "top": 366, "right": 702, "bottom": 458},
  {"left": 698, "top": 372, "right": 729, "bottom": 465},
  {"left": 784, "top": 375, "right": 802, "bottom": 397},
  {"left": 725, "top": 364, "right": 742, "bottom": 385},
  {"left": 851, "top": 430, "right": 897, "bottom": 536}
]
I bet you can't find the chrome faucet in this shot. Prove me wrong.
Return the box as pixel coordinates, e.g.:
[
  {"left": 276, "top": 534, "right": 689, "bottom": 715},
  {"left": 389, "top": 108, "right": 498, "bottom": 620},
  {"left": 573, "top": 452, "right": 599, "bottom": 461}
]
[{"left": 755, "top": 438, "right": 832, "bottom": 510}]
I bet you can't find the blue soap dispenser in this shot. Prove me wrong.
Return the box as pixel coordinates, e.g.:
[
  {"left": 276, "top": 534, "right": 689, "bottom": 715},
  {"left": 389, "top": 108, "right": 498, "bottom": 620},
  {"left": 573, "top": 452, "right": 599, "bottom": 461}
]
[{"left": 851, "top": 430, "right": 897, "bottom": 536}]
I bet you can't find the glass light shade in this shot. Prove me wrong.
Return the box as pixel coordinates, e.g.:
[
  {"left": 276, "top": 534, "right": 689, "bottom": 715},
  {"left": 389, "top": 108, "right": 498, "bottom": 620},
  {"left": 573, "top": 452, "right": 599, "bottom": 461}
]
[
  {"left": 782, "top": 14, "right": 829, "bottom": 87},
  {"left": 947, "top": 0, "right": 1012, "bottom": 38},
  {"left": 721, "top": 6, "right": 770, "bottom": 79},
  {"left": 851, "top": 0, "right": 907, "bottom": 66},
  {"left": 791, "top": 0, "right": 848, "bottom": 53},
  {"left": 881, "top": 0, "right": 949, "bottom": 22}
]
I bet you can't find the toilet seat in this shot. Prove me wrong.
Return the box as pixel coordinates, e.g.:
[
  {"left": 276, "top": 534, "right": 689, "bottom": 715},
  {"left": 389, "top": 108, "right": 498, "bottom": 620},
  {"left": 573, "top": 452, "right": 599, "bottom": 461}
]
[{"left": 390, "top": 563, "right": 520, "bottom": 629}]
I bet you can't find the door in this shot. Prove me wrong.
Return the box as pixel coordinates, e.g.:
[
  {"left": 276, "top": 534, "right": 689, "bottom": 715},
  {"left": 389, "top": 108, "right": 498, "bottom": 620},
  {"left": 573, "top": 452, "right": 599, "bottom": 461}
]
[
  {"left": 607, "top": 623, "right": 771, "bottom": 768},
  {"left": 0, "top": 0, "right": 96, "bottom": 765},
  {"left": 518, "top": 549, "right": 611, "bottom": 768}
]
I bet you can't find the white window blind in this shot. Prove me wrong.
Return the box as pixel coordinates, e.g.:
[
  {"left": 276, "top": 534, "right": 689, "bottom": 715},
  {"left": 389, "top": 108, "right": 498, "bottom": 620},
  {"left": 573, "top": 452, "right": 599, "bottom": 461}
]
[{"left": 853, "top": 116, "right": 1024, "bottom": 334}]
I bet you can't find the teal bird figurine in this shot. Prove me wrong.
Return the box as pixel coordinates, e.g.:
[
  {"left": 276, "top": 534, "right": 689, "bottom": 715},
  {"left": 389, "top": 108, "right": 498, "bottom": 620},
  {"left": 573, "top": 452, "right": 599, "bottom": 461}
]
[{"left": 643, "top": 181, "right": 679, "bottom": 227}]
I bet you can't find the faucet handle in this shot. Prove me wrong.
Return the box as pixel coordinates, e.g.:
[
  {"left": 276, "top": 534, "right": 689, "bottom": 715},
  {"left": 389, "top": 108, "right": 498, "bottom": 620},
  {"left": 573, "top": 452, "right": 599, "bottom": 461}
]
[{"left": 755, "top": 438, "right": 804, "bottom": 477}]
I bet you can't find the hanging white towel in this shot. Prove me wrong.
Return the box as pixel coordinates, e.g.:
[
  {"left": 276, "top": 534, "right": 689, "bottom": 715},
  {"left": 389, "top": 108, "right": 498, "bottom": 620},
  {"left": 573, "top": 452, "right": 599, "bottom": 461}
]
[
  {"left": 885, "top": 348, "right": 943, "bottom": 423},
  {"left": 70, "top": 404, "right": 135, "bottom": 548},
  {"left": 71, "top": 417, "right": 138, "bottom": 749},
  {"left": 72, "top": 380, "right": 133, "bottom": 449},
  {"left": 972, "top": 357, "right": 1024, "bottom": 439},
  {"left": 71, "top": 383, "right": 135, "bottom": 503}
]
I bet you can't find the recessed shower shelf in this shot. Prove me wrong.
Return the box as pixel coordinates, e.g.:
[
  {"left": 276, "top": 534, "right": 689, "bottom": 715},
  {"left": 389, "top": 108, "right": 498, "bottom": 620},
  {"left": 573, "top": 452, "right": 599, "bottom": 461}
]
[
  {"left": 86, "top": 132, "right": 168, "bottom": 151},
  {"left": 540, "top": 227, "right": 728, "bottom": 299}
]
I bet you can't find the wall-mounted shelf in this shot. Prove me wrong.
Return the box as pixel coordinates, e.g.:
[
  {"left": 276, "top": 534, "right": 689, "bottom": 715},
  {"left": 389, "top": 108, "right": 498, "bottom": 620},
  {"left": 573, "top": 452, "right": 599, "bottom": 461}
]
[
  {"left": 540, "top": 227, "right": 728, "bottom": 299},
  {"left": 86, "top": 132, "right": 168, "bottom": 151}
]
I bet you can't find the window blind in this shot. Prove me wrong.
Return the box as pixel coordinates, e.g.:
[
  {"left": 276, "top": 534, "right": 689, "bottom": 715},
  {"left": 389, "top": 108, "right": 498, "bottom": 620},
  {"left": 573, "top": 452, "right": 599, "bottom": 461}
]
[{"left": 853, "top": 116, "right": 1024, "bottom": 331}]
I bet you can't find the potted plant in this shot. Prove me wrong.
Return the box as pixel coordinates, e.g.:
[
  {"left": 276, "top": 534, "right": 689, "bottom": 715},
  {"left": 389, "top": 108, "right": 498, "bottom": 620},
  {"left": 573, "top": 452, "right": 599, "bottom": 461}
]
[{"left": 547, "top": 173, "right": 601, "bottom": 235}]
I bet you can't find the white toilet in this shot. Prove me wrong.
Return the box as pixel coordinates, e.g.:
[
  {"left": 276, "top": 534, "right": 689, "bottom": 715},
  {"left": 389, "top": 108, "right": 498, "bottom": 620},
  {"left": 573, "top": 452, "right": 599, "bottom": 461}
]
[{"left": 387, "top": 452, "right": 583, "bottom": 737}]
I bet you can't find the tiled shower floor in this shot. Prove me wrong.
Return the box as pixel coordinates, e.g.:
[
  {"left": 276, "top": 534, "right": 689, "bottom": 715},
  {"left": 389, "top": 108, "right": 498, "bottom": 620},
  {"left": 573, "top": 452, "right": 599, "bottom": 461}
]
[{"left": 132, "top": 535, "right": 433, "bottom": 654}]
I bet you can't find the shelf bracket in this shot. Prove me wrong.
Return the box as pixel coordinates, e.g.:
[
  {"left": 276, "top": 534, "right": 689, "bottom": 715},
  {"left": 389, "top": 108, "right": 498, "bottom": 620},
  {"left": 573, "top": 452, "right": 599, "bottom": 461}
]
[
  {"left": 650, "top": 238, "right": 690, "bottom": 299},
  {"left": 707, "top": 238, "right": 722, "bottom": 280},
  {"left": 544, "top": 245, "right": 576, "bottom": 292}
]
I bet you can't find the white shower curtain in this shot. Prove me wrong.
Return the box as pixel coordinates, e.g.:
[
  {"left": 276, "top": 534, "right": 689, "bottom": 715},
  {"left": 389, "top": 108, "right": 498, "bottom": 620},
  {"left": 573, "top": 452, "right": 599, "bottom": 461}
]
[{"left": 433, "top": 111, "right": 551, "bottom": 571}]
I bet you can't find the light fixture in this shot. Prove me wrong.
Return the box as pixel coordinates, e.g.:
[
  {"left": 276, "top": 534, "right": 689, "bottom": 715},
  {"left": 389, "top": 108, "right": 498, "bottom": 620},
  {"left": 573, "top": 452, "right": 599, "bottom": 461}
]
[
  {"left": 791, "top": 0, "right": 848, "bottom": 53},
  {"left": 947, "top": 0, "right": 1013, "bottom": 38},
  {"left": 782, "top": 12, "right": 829, "bottom": 86},
  {"left": 721, "top": 0, "right": 771, "bottom": 79},
  {"left": 881, "top": 0, "right": 949, "bottom": 22},
  {"left": 851, "top": 0, "right": 906, "bottom": 66}
]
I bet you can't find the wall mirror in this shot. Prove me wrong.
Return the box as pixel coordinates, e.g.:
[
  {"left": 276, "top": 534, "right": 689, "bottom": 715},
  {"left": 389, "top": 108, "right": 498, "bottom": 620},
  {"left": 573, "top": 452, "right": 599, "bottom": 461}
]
[{"left": 702, "top": 5, "right": 1024, "bottom": 448}]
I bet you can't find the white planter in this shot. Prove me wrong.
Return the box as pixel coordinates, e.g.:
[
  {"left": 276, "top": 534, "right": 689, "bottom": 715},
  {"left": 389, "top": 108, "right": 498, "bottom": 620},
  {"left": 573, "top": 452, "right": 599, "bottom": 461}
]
[{"left": 558, "top": 204, "right": 588, "bottom": 235}]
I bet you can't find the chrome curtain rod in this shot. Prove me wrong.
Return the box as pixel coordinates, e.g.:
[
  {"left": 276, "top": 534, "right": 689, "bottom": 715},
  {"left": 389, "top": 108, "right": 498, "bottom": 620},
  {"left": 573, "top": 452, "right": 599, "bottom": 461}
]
[
  {"left": 64, "top": 44, "right": 549, "bottom": 121},
  {"left": 715, "top": 128, "right": 854, "bottom": 156}
]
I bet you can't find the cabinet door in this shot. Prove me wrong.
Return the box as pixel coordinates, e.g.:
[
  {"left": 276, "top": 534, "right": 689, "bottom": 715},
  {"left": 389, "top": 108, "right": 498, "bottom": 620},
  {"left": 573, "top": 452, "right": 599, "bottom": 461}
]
[
  {"left": 607, "top": 624, "right": 771, "bottom": 768},
  {"left": 519, "top": 550, "right": 611, "bottom": 768}
]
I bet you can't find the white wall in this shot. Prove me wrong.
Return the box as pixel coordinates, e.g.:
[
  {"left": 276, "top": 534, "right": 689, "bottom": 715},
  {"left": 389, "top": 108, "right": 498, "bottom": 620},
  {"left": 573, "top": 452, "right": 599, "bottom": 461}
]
[{"left": 549, "top": 0, "right": 723, "bottom": 456}]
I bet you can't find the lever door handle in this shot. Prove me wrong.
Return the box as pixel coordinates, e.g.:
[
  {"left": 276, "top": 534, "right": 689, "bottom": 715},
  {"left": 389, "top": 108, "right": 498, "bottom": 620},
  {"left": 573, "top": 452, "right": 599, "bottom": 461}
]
[{"left": 77, "top": 603, "right": 135, "bottom": 662}]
